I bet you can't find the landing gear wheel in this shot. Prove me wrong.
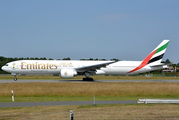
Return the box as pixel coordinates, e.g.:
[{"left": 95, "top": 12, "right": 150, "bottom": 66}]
[
  {"left": 14, "top": 78, "right": 17, "bottom": 81},
  {"left": 83, "top": 72, "right": 93, "bottom": 81},
  {"left": 83, "top": 78, "right": 94, "bottom": 81}
]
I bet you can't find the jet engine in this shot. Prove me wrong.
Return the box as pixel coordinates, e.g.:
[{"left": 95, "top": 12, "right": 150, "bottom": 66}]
[{"left": 60, "top": 69, "right": 77, "bottom": 78}]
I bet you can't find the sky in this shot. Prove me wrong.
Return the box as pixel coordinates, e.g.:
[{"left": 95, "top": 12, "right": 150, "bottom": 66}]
[{"left": 0, "top": 0, "right": 179, "bottom": 63}]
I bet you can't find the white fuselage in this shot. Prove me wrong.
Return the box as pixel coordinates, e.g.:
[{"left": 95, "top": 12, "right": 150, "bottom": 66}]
[
  {"left": 1, "top": 60, "right": 167, "bottom": 76},
  {"left": 1, "top": 40, "right": 170, "bottom": 80}
]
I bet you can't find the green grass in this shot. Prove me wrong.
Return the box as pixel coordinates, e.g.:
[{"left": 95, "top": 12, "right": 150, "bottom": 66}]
[
  {"left": 1, "top": 96, "right": 179, "bottom": 103},
  {"left": 1, "top": 75, "right": 179, "bottom": 119},
  {"left": 1, "top": 79, "right": 179, "bottom": 119},
  {"left": 1, "top": 82, "right": 179, "bottom": 102},
  {"left": 1, "top": 104, "right": 179, "bottom": 119}
]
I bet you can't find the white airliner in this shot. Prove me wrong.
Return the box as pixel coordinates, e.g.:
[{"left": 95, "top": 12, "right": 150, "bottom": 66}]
[{"left": 2, "top": 40, "right": 170, "bottom": 81}]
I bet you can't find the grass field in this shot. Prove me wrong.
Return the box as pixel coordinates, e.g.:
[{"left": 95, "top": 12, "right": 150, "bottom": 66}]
[
  {"left": 1, "top": 82, "right": 179, "bottom": 102},
  {"left": 1, "top": 104, "right": 179, "bottom": 119},
  {"left": 1, "top": 75, "right": 179, "bottom": 119},
  {"left": 1, "top": 75, "right": 179, "bottom": 102}
]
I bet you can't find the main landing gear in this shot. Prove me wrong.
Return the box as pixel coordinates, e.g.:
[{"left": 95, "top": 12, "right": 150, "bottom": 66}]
[{"left": 83, "top": 72, "right": 94, "bottom": 81}]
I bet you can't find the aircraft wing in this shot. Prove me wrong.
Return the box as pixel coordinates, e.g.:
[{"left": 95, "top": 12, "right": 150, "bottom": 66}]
[{"left": 76, "top": 61, "right": 115, "bottom": 72}]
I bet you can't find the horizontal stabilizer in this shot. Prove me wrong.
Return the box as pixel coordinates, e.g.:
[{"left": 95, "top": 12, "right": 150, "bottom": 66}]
[{"left": 150, "top": 63, "right": 174, "bottom": 67}]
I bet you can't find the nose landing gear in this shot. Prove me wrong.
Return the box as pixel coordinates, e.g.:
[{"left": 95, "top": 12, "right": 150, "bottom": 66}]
[
  {"left": 14, "top": 75, "right": 17, "bottom": 81},
  {"left": 11, "top": 73, "right": 17, "bottom": 81}
]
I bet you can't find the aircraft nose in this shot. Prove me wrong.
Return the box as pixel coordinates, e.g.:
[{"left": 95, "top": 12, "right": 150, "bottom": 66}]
[
  {"left": 1, "top": 66, "right": 5, "bottom": 71},
  {"left": 1, "top": 66, "right": 6, "bottom": 71}
]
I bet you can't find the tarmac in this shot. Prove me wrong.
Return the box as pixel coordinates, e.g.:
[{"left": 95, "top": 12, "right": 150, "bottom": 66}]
[
  {"left": 0, "top": 100, "right": 137, "bottom": 108},
  {"left": 0, "top": 79, "right": 179, "bottom": 83}
]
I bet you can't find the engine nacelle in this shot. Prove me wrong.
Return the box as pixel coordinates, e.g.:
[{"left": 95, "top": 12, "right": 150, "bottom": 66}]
[{"left": 60, "top": 69, "right": 77, "bottom": 78}]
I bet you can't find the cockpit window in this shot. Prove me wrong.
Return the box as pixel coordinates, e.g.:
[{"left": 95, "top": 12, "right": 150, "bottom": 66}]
[{"left": 5, "top": 64, "right": 8, "bottom": 66}]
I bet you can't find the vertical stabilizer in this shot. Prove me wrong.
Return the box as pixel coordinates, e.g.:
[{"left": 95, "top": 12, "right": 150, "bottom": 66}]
[
  {"left": 128, "top": 40, "right": 169, "bottom": 73},
  {"left": 147, "top": 40, "right": 169, "bottom": 66}
]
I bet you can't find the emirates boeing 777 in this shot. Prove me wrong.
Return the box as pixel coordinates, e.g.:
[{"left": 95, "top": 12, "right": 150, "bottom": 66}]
[{"left": 2, "top": 40, "right": 170, "bottom": 81}]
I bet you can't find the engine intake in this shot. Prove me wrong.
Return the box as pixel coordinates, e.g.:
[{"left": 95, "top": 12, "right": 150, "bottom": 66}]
[{"left": 60, "top": 69, "right": 77, "bottom": 78}]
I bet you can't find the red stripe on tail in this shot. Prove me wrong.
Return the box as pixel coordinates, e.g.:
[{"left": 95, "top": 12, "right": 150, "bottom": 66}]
[{"left": 128, "top": 49, "right": 157, "bottom": 73}]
